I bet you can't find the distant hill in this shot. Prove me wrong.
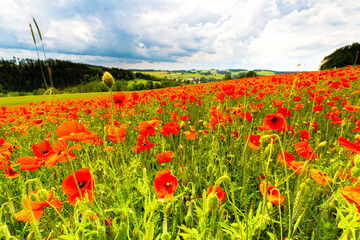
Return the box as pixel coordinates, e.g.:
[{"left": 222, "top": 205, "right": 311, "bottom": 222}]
[{"left": 320, "top": 42, "right": 360, "bottom": 70}]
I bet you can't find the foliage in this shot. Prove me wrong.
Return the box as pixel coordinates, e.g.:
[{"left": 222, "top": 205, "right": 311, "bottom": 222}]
[
  {"left": 0, "top": 66, "right": 360, "bottom": 239},
  {"left": 0, "top": 58, "right": 157, "bottom": 92},
  {"left": 320, "top": 42, "right": 360, "bottom": 70}
]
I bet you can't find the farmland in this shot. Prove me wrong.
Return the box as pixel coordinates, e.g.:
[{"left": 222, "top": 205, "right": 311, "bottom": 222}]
[{"left": 1, "top": 66, "right": 360, "bottom": 239}]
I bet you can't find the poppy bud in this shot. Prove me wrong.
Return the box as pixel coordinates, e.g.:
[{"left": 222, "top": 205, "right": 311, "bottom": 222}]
[
  {"left": 37, "top": 189, "right": 49, "bottom": 202},
  {"left": 27, "top": 231, "right": 35, "bottom": 240},
  {"left": 185, "top": 213, "right": 193, "bottom": 227},
  {"left": 354, "top": 155, "right": 360, "bottom": 167},
  {"left": 161, "top": 233, "right": 171, "bottom": 240},
  {"left": 178, "top": 144, "right": 184, "bottom": 150},
  {"left": 29, "top": 193, "right": 37, "bottom": 202},
  {"left": 207, "top": 164, "right": 213, "bottom": 175},
  {"left": 120, "top": 222, "right": 127, "bottom": 233},
  {"left": 180, "top": 121, "right": 186, "bottom": 129},
  {"left": 102, "top": 71, "right": 114, "bottom": 88},
  {"left": 351, "top": 166, "right": 360, "bottom": 178},
  {"left": 318, "top": 141, "right": 327, "bottom": 147},
  {"left": 207, "top": 193, "right": 219, "bottom": 212}
]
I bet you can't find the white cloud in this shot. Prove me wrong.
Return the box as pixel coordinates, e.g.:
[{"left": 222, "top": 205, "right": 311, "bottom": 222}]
[{"left": 0, "top": 0, "right": 359, "bottom": 71}]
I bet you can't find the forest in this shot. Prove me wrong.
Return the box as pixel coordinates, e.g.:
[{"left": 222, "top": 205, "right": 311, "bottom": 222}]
[{"left": 0, "top": 58, "right": 161, "bottom": 93}]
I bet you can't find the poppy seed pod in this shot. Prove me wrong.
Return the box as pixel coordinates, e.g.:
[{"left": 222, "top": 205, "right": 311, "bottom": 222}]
[
  {"left": 102, "top": 71, "right": 114, "bottom": 88},
  {"left": 37, "top": 189, "right": 49, "bottom": 202}
]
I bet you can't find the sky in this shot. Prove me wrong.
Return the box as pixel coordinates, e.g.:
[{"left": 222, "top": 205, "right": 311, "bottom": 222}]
[{"left": 0, "top": 0, "right": 359, "bottom": 71}]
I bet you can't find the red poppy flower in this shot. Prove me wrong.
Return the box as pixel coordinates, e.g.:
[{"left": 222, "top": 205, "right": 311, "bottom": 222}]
[
  {"left": 153, "top": 169, "right": 178, "bottom": 199},
  {"left": 207, "top": 186, "right": 226, "bottom": 202},
  {"left": 294, "top": 140, "right": 317, "bottom": 160},
  {"left": 277, "top": 107, "right": 292, "bottom": 118},
  {"left": 138, "top": 118, "right": 160, "bottom": 138},
  {"left": 45, "top": 140, "right": 82, "bottom": 168},
  {"left": 14, "top": 189, "right": 63, "bottom": 222},
  {"left": 310, "top": 169, "right": 333, "bottom": 185},
  {"left": 222, "top": 84, "right": 236, "bottom": 95},
  {"left": 338, "top": 136, "right": 360, "bottom": 154},
  {"left": 299, "top": 130, "right": 311, "bottom": 140},
  {"left": 277, "top": 152, "right": 295, "bottom": 167},
  {"left": 184, "top": 126, "right": 197, "bottom": 140},
  {"left": 157, "top": 151, "right": 175, "bottom": 164},
  {"left": 273, "top": 99, "right": 284, "bottom": 107},
  {"left": 61, "top": 168, "right": 95, "bottom": 205},
  {"left": 341, "top": 185, "right": 360, "bottom": 206},
  {"left": 160, "top": 122, "right": 181, "bottom": 137},
  {"left": 4, "top": 166, "right": 18, "bottom": 179},
  {"left": 289, "top": 161, "right": 307, "bottom": 174},
  {"left": 244, "top": 135, "right": 261, "bottom": 150},
  {"left": 260, "top": 181, "right": 285, "bottom": 204},
  {"left": 32, "top": 140, "right": 53, "bottom": 158},
  {"left": 262, "top": 114, "right": 285, "bottom": 131},
  {"left": 17, "top": 156, "right": 42, "bottom": 171},
  {"left": 106, "top": 124, "right": 127, "bottom": 143},
  {"left": 56, "top": 121, "right": 98, "bottom": 143},
  {"left": 292, "top": 104, "right": 304, "bottom": 111},
  {"left": 112, "top": 92, "right": 128, "bottom": 108}
]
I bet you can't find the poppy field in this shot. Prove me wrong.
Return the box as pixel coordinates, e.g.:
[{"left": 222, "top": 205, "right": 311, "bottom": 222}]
[{"left": 1, "top": 66, "right": 360, "bottom": 239}]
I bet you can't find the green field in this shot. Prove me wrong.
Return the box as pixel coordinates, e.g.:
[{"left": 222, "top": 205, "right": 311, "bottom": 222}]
[
  {"left": 0, "top": 92, "right": 109, "bottom": 106},
  {"left": 136, "top": 69, "right": 275, "bottom": 80}
]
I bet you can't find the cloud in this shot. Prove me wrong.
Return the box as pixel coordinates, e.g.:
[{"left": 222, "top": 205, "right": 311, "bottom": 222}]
[{"left": 0, "top": 0, "right": 359, "bottom": 71}]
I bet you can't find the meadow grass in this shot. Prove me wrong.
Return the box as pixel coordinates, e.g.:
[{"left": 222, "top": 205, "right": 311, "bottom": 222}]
[
  {"left": 0, "top": 92, "right": 109, "bottom": 106},
  {"left": 1, "top": 67, "right": 360, "bottom": 239}
]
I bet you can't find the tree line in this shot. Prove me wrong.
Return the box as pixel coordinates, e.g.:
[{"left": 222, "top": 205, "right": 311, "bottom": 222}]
[
  {"left": 320, "top": 42, "right": 360, "bottom": 70},
  {"left": 0, "top": 58, "right": 160, "bottom": 93}
]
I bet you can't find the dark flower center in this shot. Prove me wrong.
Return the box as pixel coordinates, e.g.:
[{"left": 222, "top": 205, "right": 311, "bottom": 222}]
[
  {"left": 164, "top": 182, "right": 172, "bottom": 188},
  {"left": 271, "top": 117, "right": 277, "bottom": 122},
  {"left": 41, "top": 149, "right": 50, "bottom": 154},
  {"left": 78, "top": 180, "right": 87, "bottom": 188}
]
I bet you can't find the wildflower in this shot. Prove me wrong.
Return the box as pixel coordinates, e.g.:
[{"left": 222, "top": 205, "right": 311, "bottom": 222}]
[
  {"left": 157, "top": 151, "right": 175, "bottom": 164},
  {"left": 184, "top": 126, "right": 197, "bottom": 140},
  {"left": 289, "top": 161, "right": 307, "bottom": 174},
  {"left": 153, "top": 169, "right": 178, "bottom": 199},
  {"left": 14, "top": 189, "right": 62, "bottom": 222},
  {"left": 338, "top": 136, "right": 360, "bottom": 154},
  {"left": 61, "top": 168, "right": 95, "bottom": 205},
  {"left": 17, "top": 156, "right": 42, "bottom": 171},
  {"left": 294, "top": 140, "right": 317, "bottom": 160},
  {"left": 262, "top": 114, "right": 285, "bottom": 131},
  {"left": 138, "top": 118, "right": 160, "bottom": 138},
  {"left": 310, "top": 169, "right": 333, "bottom": 185},
  {"left": 4, "top": 166, "right": 18, "bottom": 179},
  {"left": 112, "top": 92, "right": 128, "bottom": 108},
  {"left": 207, "top": 186, "right": 226, "bottom": 202},
  {"left": 341, "top": 185, "right": 360, "bottom": 207},
  {"left": 45, "top": 140, "right": 82, "bottom": 168},
  {"left": 32, "top": 140, "right": 53, "bottom": 158},
  {"left": 260, "top": 181, "right": 285, "bottom": 204},
  {"left": 56, "top": 121, "right": 98, "bottom": 143},
  {"left": 277, "top": 152, "right": 295, "bottom": 167},
  {"left": 299, "top": 130, "right": 311, "bottom": 140},
  {"left": 272, "top": 99, "right": 284, "bottom": 107},
  {"left": 106, "top": 124, "right": 127, "bottom": 143},
  {"left": 160, "top": 122, "right": 181, "bottom": 137},
  {"left": 222, "top": 84, "right": 236, "bottom": 95},
  {"left": 244, "top": 135, "right": 261, "bottom": 150}
]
